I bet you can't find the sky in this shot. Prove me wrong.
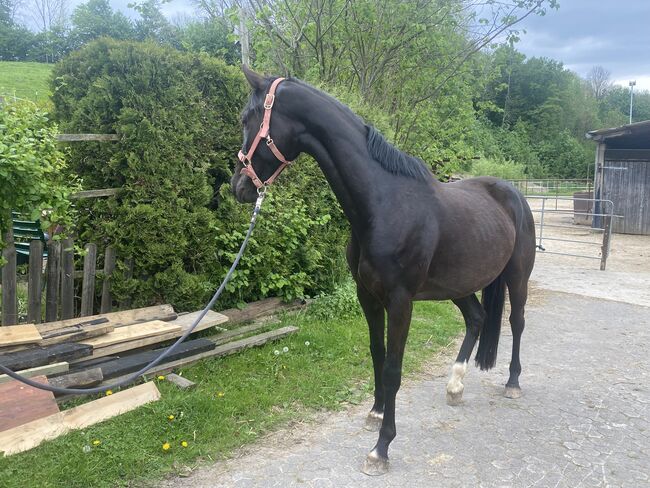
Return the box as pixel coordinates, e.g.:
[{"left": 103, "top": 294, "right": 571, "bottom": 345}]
[
  {"left": 47, "top": 0, "right": 650, "bottom": 92},
  {"left": 515, "top": 0, "right": 650, "bottom": 91}
]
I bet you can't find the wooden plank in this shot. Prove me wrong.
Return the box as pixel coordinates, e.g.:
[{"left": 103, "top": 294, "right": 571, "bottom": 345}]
[
  {"left": 0, "top": 376, "right": 59, "bottom": 432},
  {"left": 56, "top": 134, "right": 120, "bottom": 142},
  {"left": 69, "top": 310, "right": 227, "bottom": 362},
  {"left": 80, "top": 243, "right": 97, "bottom": 317},
  {"left": 49, "top": 368, "right": 103, "bottom": 390},
  {"left": 70, "top": 188, "right": 120, "bottom": 199},
  {"left": 132, "top": 326, "right": 299, "bottom": 377},
  {"left": 0, "top": 382, "right": 160, "bottom": 456},
  {"left": 210, "top": 321, "right": 272, "bottom": 346},
  {"left": 39, "top": 322, "right": 113, "bottom": 347},
  {"left": 1, "top": 223, "right": 17, "bottom": 326},
  {"left": 0, "top": 363, "right": 69, "bottom": 385},
  {"left": 60, "top": 238, "right": 75, "bottom": 320},
  {"left": 27, "top": 240, "right": 44, "bottom": 324},
  {"left": 45, "top": 241, "right": 61, "bottom": 323},
  {"left": 165, "top": 373, "right": 195, "bottom": 389},
  {"left": 36, "top": 304, "right": 177, "bottom": 335},
  {"left": 0, "top": 343, "right": 92, "bottom": 370},
  {"left": 80, "top": 320, "right": 182, "bottom": 348},
  {"left": 0, "top": 324, "right": 42, "bottom": 346},
  {"left": 100, "top": 245, "right": 116, "bottom": 314},
  {"left": 98, "top": 339, "right": 215, "bottom": 379},
  {"left": 219, "top": 298, "right": 306, "bottom": 326}
]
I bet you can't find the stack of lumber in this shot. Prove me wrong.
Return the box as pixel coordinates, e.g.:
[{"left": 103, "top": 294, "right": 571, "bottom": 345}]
[{"left": 0, "top": 298, "right": 304, "bottom": 455}]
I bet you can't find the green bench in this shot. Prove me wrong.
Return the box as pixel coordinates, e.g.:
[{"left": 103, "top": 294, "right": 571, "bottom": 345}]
[{"left": 11, "top": 212, "right": 47, "bottom": 266}]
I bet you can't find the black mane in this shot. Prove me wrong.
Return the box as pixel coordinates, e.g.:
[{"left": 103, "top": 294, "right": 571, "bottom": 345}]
[{"left": 366, "top": 126, "right": 432, "bottom": 182}]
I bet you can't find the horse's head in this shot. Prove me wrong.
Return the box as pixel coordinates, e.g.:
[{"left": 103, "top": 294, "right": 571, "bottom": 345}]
[{"left": 231, "top": 66, "right": 302, "bottom": 203}]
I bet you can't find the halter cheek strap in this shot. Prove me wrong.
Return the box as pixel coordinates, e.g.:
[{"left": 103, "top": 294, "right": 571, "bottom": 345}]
[{"left": 238, "top": 77, "right": 293, "bottom": 190}]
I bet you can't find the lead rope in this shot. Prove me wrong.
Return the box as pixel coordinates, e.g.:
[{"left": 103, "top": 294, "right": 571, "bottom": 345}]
[{"left": 0, "top": 192, "right": 266, "bottom": 395}]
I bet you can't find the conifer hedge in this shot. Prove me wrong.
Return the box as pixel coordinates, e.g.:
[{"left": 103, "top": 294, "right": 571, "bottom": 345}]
[{"left": 51, "top": 39, "right": 349, "bottom": 310}]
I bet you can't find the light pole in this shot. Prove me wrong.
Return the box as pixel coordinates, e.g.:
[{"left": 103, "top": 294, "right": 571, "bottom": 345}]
[{"left": 629, "top": 80, "right": 636, "bottom": 124}]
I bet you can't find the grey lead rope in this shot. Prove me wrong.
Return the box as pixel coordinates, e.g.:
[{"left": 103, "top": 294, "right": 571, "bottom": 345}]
[{"left": 0, "top": 192, "right": 266, "bottom": 395}]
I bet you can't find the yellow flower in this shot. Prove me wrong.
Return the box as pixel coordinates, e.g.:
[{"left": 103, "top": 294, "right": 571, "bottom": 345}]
[
  {"left": 181, "top": 441, "right": 188, "bottom": 448},
  {"left": 106, "top": 390, "right": 113, "bottom": 396},
  {"left": 217, "top": 391, "right": 225, "bottom": 398},
  {"left": 162, "top": 442, "right": 171, "bottom": 451},
  {"left": 92, "top": 440, "right": 101, "bottom": 446},
  {"left": 157, "top": 375, "right": 165, "bottom": 381},
  {"left": 168, "top": 415, "right": 175, "bottom": 421}
]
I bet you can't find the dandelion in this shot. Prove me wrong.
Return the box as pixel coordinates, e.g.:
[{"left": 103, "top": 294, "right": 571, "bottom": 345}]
[
  {"left": 282, "top": 346, "right": 289, "bottom": 353},
  {"left": 304, "top": 341, "right": 310, "bottom": 346},
  {"left": 181, "top": 441, "right": 188, "bottom": 448},
  {"left": 82, "top": 445, "right": 91, "bottom": 453},
  {"left": 217, "top": 391, "right": 225, "bottom": 398},
  {"left": 274, "top": 349, "right": 280, "bottom": 356},
  {"left": 168, "top": 415, "right": 175, "bottom": 421},
  {"left": 92, "top": 440, "right": 101, "bottom": 446},
  {"left": 162, "top": 442, "right": 171, "bottom": 451},
  {"left": 105, "top": 390, "right": 113, "bottom": 396},
  {"left": 157, "top": 375, "right": 166, "bottom": 381}
]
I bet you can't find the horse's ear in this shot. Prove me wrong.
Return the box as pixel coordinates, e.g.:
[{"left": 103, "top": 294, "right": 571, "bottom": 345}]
[{"left": 242, "top": 65, "right": 265, "bottom": 91}]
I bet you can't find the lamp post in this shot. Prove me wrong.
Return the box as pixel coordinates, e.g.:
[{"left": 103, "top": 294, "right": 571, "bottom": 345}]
[{"left": 629, "top": 80, "right": 636, "bottom": 124}]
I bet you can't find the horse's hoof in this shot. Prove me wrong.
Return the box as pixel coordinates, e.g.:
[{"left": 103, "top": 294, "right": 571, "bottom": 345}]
[
  {"left": 504, "top": 386, "right": 522, "bottom": 399},
  {"left": 362, "top": 451, "right": 389, "bottom": 476},
  {"left": 446, "top": 390, "right": 464, "bottom": 406},
  {"left": 363, "top": 411, "right": 383, "bottom": 431}
]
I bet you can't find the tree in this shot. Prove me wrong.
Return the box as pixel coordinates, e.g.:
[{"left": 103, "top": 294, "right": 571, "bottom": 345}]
[
  {"left": 130, "top": 0, "right": 179, "bottom": 47},
  {"left": 69, "top": 0, "right": 134, "bottom": 48},
  {"left": 586, "top": 65, "right": 612, "bottom": 100},
  {"left": 27, "top": 0, "right": 69, "bottom": 32}
]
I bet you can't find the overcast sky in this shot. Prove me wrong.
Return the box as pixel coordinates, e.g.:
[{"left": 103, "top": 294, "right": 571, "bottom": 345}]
[{"left": 56, "top": 0, "right": 650, "bottom": 91}]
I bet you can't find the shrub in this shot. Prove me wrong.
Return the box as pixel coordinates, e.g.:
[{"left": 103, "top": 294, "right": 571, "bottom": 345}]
[
  {"left": 469, "top": 157, "right": 527, "bottom": 180},
  {"left": 51, "top": 39, "right": 350, "bottom": 310}
]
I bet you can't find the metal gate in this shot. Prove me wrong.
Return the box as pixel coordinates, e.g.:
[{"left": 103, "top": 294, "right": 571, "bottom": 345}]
[{"left": 526, "top": 196, "right": 619, "bottom": 270}]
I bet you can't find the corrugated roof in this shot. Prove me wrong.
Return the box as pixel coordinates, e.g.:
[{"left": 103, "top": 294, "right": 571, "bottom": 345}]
[{"left": 586, "top": 119, "right": 650, "bottom": 141}]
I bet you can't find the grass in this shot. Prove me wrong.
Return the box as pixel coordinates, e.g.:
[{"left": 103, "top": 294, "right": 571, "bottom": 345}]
[
  {"left": 0, "top": 298, "right": 463, "bottom": 488},
  {"left": 0, "top": 61, "right": 53, "bottom": 104}
]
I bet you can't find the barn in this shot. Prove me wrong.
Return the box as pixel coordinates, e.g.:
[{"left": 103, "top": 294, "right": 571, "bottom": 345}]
[{"left": 586, "top": 120, "right": 650, "bottom": 235}]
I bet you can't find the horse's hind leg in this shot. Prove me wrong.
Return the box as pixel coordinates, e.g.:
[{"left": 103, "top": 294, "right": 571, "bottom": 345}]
[
  {"left": 446, "top": 295, "right": 485, "bottom": 405},
  {"left": 503, "top": 260, "right": 532, "bottom": 399}
]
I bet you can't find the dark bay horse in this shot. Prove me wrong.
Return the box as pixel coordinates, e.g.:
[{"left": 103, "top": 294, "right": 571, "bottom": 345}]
[{"left": 231, "top": 67, "right": 536, "bottom": 475}]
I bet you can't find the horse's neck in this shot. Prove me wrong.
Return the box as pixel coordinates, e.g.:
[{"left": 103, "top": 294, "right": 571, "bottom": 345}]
[{"left": 290, "top": 87, "right": 382, "bottom": 233}]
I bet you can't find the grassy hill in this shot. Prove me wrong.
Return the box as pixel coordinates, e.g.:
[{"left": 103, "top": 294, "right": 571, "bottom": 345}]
[{"left": 0, "top": 61, "right": 53, "bottom": 104}]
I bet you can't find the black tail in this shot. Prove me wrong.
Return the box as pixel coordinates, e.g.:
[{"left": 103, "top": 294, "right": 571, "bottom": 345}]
[{"left": 475, "top": 273, "right": 507, "bottom": 371}]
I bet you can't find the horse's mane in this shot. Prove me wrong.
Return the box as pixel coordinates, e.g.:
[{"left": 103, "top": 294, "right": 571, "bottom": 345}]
[
  {"left": 365, "top": 126, "right": 433, "bottom": 182},
  {"left": 242, "top": 76, "right": 433, "bottom": 182}
]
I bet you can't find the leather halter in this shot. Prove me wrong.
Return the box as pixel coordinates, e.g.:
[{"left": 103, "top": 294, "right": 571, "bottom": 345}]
[{"left": 238, "top": 78, "right": 293, "bottom": 190}]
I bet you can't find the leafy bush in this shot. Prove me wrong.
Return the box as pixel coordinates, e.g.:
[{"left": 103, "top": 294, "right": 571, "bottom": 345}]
[
  {"left": 0, "top": 101, "right": 78, "bottom": 259},
  {"left": 307, "top": 279, "right": 361, "bottom": 321},
  {"left": 51, "top": 39, "right": 351, "bottom": 310},
  {"left": 469, "top": 157, "right": 527, "bottom": 180}
]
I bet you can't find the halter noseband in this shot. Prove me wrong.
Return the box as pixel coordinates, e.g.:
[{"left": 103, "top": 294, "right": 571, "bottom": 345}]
[{"left": 238, "top": 77, "right": 293, "bottom": 191}]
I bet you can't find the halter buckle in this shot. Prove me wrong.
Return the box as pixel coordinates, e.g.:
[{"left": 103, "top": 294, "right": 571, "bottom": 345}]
[{"left": 264, "top": 94, "right": 275, "bottom": 109}]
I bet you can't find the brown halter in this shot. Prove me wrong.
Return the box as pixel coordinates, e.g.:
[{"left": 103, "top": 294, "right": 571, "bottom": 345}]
[{"left": 238, "top": 78, "right": 293, "bottom": 190}]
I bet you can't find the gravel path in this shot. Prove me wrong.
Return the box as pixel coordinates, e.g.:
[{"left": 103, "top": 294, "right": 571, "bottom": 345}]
[{"left": 160, "top": 285, "right": 650, "bottom": 488}]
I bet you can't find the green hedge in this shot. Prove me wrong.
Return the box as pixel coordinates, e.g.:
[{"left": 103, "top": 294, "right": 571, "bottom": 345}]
[{"left": 51, "top": 39, "right": 349, "bottom": 311}]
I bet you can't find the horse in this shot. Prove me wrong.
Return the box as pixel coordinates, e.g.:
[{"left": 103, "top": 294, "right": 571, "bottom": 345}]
[{"left": 231, "top": 66, "right": 536, "bottom": 476}]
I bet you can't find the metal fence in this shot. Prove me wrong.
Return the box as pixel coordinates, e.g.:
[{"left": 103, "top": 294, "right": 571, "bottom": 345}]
[
  {"left": 527, "top": 196, "right": 619, "bottom": 270},
  {"left": 510, "top": 179, "right": 592, "bottom": 197}
]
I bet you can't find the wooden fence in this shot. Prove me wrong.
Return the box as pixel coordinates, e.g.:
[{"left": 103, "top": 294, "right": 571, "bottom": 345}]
[{"left": 1, "top": 133, "right": 123, "bottom": 326}]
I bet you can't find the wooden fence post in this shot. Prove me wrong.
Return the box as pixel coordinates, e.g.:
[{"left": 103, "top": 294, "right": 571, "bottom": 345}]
[
  {"left": 61, "top": 238, "right": 75, "bottom": 320},
  {"left": 80, "top": 243, "right": 97, "bottom": 317},
  {"left": 100, "top": 245, "right": 116, "bottom": 314},
  {"left": 1, "top": 224, "right": 17, "bottom": 326},
  {"left": 45, "top": 241, "right": 61, "bottom": 322},
  {"left": 27, "top": 240, "right": 44, "bottom": 324}
]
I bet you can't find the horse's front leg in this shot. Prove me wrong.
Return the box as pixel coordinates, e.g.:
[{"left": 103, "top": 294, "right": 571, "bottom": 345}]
[
  {"left": 356, "top": 283, "right": 386, "bottom": 431},
  {"left": 362, "top": 289, "right": 412, "bottom": 476}
]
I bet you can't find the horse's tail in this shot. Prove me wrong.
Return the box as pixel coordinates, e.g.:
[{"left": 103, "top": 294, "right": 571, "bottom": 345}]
[{"left": 475, "top": 273, "right": 507, "bottom": 371}]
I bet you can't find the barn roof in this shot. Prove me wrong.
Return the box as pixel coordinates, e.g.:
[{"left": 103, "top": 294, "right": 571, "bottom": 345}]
[{"left": 586, "top": 120, "right": 650, "bottom": 148}]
